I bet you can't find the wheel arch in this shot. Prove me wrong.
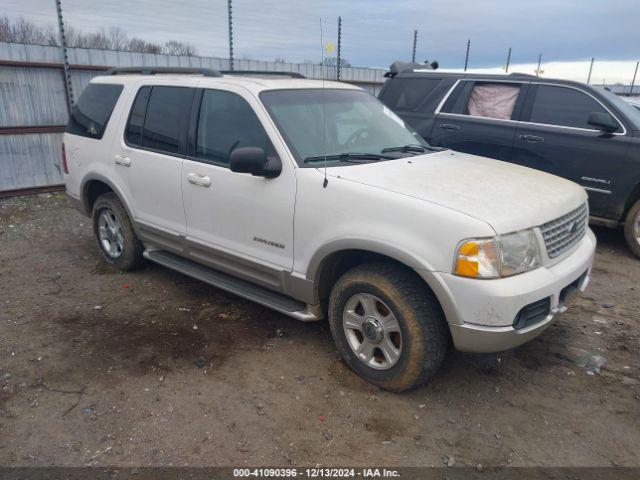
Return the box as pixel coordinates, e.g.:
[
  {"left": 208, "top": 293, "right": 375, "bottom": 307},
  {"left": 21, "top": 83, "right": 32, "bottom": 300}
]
[
  {"left": 622, "top": 181, "right": 640, "bottom": 221},
  {"left": 307, "top": 240, "right": 456, "bottom": 323},
  {"left": 80, "top": 174, "right": 135, "bottom": 223}
]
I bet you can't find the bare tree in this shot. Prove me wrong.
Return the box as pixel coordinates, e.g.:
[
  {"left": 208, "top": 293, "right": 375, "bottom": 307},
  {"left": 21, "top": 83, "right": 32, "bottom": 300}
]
[
  {"left": 164, "top": 40, "right": 197, "bottom": 56},
  {"left": 322, "top": 56, "right": 351, "bottom": 67},
  {"left": 0, "top": 16, "right": 197, "bottom": 56}
]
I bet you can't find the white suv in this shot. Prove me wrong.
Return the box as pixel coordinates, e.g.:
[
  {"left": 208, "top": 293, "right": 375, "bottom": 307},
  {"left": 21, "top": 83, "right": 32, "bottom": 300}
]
[{"left": 63, "top": 67, "right": 596, "bottom": 391}]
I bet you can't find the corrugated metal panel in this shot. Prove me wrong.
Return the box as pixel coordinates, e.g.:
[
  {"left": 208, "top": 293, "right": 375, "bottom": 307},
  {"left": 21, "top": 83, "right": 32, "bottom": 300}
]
[
  {"left": 0, "top": 42, "right": 386, "bottom": 192},
  {"left": 0, "top": 66, "right": 68, "bottom": 127},
  {"left": 0, "top": 133, "right": 63, "bottom": 190}
]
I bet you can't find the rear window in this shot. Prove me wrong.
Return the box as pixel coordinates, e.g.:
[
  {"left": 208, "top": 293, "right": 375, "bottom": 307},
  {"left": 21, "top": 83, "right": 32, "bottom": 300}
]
[
  {"left": 66, "top": 83, "right": 123, "bottom": 139},
  {"left": 443, "top": 81, "right": 521, "bottom": 120},
  {"left": 380, "top": 78, "right": 442, "bottom": 111}
]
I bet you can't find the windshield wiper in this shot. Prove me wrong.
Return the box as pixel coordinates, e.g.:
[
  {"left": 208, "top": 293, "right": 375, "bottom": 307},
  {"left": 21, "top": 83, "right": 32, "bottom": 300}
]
[
  {"left": 303, "top": 152, "right": 394, "bottom": 163},
  {"left": 381, "top": 144, "right": 444, "bottom": 154}
]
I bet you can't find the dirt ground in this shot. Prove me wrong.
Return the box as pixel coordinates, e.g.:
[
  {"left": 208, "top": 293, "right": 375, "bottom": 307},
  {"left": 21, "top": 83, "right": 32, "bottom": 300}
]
[{"left": 0, "top": 193, "right": 639, "bottom": 468}]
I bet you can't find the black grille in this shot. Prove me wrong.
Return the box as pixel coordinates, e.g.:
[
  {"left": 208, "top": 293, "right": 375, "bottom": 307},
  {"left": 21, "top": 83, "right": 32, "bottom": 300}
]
[
  {"left": 560, "top": 271, "right": 587, "bottom": 305},
  {"left": 513, "top": 297, "right": 551, "bottom": 330}
]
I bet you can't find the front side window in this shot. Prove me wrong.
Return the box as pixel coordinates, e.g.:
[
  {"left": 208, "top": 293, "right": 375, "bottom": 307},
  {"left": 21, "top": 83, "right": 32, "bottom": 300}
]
[
  {"left": 260, "top": 89, "right": 427, "bottom": 166},
  {"left": 66, "top": 83, "right": 123, "bottom": 139},
  {"left": 529, "top": 85, "right": 616, "bottom": 130},
  {"left": 196, "top": 90, "right": 275, "bottom": 166},
  {"left": 138, "top": 86, "right": 194, "bottom": 154},
  {"left": 444, "top": 81, "right": 521, "bottom": 120}
]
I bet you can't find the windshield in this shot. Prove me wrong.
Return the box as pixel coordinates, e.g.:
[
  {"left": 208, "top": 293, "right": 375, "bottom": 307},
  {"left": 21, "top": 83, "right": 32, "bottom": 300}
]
[
  {"left": 595, "top": 88, "right": 640, "bottom": 130},
  {"left": 260, "top": 89, "right": 429, "bottom": 166}
]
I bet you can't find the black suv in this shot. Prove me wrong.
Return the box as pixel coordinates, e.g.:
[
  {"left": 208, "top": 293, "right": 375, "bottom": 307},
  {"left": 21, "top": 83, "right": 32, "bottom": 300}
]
[{"left": 378, "top": 63, "right": 640, "bottom": 257}]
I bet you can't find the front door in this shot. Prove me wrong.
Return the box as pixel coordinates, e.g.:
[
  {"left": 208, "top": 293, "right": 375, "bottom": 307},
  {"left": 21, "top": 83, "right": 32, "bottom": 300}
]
[
  {"left": 431, "top": 80, "right": 528, "bottom": 161},
  {"left": 514, "top": 83, "right": 631, "bottom": 219},
  {"left": 182, "top": 87, "right": 295, "bottom": 290}
]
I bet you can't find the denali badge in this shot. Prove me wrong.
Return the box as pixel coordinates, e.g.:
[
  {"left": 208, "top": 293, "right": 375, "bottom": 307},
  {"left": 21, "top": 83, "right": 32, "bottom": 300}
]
[{"left": 253, "top": 236, "right": 285, "bottom": 249}]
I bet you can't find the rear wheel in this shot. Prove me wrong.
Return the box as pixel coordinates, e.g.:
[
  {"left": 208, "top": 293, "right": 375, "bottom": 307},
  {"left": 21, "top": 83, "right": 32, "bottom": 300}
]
[
  {"left": 328, "top": 262, "right": 448, "bottom": 392},
  {"left": 624, "top": 200, "right": 640, "bottom": 259},
  {"left": 92, "top": 192, "right": 144, "bottom": 270}
]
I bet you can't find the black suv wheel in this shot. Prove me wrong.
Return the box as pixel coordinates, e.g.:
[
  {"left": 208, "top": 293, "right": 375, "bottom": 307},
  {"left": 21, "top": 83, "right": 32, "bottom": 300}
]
[{"left": 624, "top": 199, "right": 640, "bottom": 259}]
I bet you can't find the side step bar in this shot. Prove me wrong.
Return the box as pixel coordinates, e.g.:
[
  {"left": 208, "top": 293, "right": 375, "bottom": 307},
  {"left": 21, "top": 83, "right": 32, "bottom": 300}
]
[{"left": 143, "top": 250, "right": 321, "bottom": 322}]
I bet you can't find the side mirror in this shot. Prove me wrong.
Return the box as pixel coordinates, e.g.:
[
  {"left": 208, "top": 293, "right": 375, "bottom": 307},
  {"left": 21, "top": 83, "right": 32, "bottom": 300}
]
[
  {"left": 587, "top": 112, "right": 618, "bottom": 133},
  {"left": 229, "top": 147, "right": 281, "bottom": 178}
]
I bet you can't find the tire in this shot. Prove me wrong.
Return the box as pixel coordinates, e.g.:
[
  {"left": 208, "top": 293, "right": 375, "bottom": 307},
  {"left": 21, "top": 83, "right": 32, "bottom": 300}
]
[
  {"left": 92, "top": 192, "right": 145, "bottom": 271},
  {"left": 624, "top": 199, "right": 640, "bottom": 259},
  {"left": 328, "top": 262, "right": 448, "bottom": 392}
]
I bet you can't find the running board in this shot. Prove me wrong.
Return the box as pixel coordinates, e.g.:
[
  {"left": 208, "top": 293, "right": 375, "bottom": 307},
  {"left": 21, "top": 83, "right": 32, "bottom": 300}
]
[{"left": 143, "top": 250, "right": 320, "bottom": 322}]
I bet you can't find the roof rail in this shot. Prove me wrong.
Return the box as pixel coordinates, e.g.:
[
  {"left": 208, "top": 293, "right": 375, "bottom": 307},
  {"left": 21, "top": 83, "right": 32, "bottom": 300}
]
[
  {"left": 104, "top": 67, "right": 222, "bottom": 77},
  {"left": 220, "top": 70, "right": 306, "bottom": 79},
  {"left": 508, "top": 72, "right": 536, "bottom": 78}
]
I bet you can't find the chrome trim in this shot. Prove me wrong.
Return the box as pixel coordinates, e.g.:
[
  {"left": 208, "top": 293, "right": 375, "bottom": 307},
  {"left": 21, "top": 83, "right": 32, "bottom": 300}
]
[
  {"left": 583, "top": 186, "right": 612, "bottom": 195},
  {"left": 434, "top": 79, "right": 628, "bottom": 136},
  {"left": 539, "top": 203, "right": 589, "bottom": 259}
]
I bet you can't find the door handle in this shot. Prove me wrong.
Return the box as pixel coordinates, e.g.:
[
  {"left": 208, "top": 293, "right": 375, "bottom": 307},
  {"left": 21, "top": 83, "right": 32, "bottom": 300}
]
[
  {"left": 520, "top": 134, "right": 544, "bottom": 142},
  {"left": 113, "top": 154, "right": 131, "bottom": 167},
  {"left": 440, "top": 123, "right": 461, "bottom": 131},
  {"left": 187, "top": 172, "right": 212, "bottom": 187}
]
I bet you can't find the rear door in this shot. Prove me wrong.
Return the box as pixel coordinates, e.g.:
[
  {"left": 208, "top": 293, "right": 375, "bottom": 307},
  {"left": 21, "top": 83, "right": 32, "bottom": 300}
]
[
  {"left": 431, "top": 80, "right": 528, "bottom": 161},
  {"left": 114, "top": 85, "right": 194, "bottom": 245},
  {"left": 514, "top": 83, "right": 631, "bottom": 219}
]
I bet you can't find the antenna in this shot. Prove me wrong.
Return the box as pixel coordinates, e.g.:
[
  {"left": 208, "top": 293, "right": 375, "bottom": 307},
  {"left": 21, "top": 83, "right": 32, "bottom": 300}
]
[{"left": 320, "top": 18, "right": 328, "bottom": 188}]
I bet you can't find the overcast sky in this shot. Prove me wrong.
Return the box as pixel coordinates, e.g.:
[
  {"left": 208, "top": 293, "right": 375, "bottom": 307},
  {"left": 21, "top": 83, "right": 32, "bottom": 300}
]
[{"left": 4, "top": 0, "right": 640, "bottom": 80}]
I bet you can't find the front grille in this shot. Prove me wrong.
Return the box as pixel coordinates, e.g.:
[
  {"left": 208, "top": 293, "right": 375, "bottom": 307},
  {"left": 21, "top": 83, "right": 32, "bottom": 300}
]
[{"left": 539, "top": 203, "right": 588, "bottom": 259}]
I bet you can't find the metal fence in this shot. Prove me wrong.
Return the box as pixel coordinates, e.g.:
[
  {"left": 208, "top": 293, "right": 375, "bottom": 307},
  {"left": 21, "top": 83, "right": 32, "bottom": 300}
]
[{"left": 0, "top": 42, "right": 387, "bottom": 193}]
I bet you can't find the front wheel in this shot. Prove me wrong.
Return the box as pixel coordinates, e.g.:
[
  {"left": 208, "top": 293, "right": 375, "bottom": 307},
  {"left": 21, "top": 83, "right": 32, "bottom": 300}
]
[
  {"left": 624, "top": 200, "right": 640, "bottom": 259},
  {"left": 328, "top": 262, "right": 448, "bottom": 392}
]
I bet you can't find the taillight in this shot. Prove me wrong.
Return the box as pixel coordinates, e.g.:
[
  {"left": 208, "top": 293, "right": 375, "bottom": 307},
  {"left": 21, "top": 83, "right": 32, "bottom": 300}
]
[{"left": 61, "top": 142, "right": 69, "bottom": 174}]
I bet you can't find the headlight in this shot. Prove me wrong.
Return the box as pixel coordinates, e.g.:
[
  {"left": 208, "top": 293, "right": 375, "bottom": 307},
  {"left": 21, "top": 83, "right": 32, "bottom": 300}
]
[{"left": 454, "top": 229, "right": 541, "bottom": 279}]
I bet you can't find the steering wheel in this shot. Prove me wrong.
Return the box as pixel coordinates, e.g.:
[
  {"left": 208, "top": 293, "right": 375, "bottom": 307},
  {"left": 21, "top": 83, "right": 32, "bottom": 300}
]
[{"left": 344, "top": 128, "right": 370, "bottom": 148}]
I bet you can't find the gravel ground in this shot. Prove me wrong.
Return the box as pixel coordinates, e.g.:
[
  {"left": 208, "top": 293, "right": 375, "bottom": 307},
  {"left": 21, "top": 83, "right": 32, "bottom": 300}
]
[{"left": 0, "top": 193, "right": 639, "bottom": 468}]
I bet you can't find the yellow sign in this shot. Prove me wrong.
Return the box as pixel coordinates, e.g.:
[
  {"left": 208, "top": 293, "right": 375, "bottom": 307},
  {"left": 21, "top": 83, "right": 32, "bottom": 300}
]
[{"left": 325, "top": 42, "right": 335, "bottom": 54}]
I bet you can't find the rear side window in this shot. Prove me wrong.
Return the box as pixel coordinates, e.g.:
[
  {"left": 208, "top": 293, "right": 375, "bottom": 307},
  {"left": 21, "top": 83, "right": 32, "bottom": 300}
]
[
  {"left": 196, "top": 89, "right": 275, "bottom": 166},
  {"left": 528, "top": 85, "right": 615, "bottom": 130},
  {"left": 66, "top": 83, "right": 123, "bottom": 139},
  {"left": 125, "top": 87, "right": 151, "bottom": 145},
  {"left": 140, "top": 86, "right": 194, "bottom": 154},
  {"left": 443, "top": 81, "right": 521, "bottom": 120},
  {"left": 381, "top": 78, "right": 442, "bottom": 111}
]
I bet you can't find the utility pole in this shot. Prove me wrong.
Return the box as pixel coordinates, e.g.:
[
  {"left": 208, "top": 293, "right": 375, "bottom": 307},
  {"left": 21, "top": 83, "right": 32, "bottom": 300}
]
[
  {"left": 505, "top": 47, "right": 512, "bottom": 73},
  {"left": 412, "top": 30, "right": 417, "bottom": 63},
  {"left": 587, "top": 57, "right": 594, "bottom": 84},
  {"left": 464, "top": 39, "right": 470, "bottom": 71},
  {"left": 227, "top": 0, "right": 234, "bottom": 71},
  {"left": 337, "top": 16, "right": 342, "bottom": 81},
  {"left": 631, "top": 61, "right": 639, "bottom": 96},
  {"left": 54, "top": 0, "right": 73, "bottom": 113},
  {"left": 535, "top": 53, "right": 542, "bottom": 77}
]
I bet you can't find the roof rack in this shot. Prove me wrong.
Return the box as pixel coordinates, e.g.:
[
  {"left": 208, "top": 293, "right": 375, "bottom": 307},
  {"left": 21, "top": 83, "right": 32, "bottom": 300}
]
[
  {"left": 220, "top": 70, "right": 306, "bottom": 79},
  {"left": 104, "top": 67, "right": 222, "bottom": 77}
]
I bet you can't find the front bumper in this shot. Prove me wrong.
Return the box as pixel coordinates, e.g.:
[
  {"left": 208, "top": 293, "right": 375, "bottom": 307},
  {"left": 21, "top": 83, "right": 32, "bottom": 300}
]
[{"left": 429, "top": 228, "right": 596, "bottom": 353}]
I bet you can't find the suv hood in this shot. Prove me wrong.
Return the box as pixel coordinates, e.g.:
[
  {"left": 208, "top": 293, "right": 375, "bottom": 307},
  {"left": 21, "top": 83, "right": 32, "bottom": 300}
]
[{"left": 327, "top": 150, "right": 587, "bottom": 234}]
